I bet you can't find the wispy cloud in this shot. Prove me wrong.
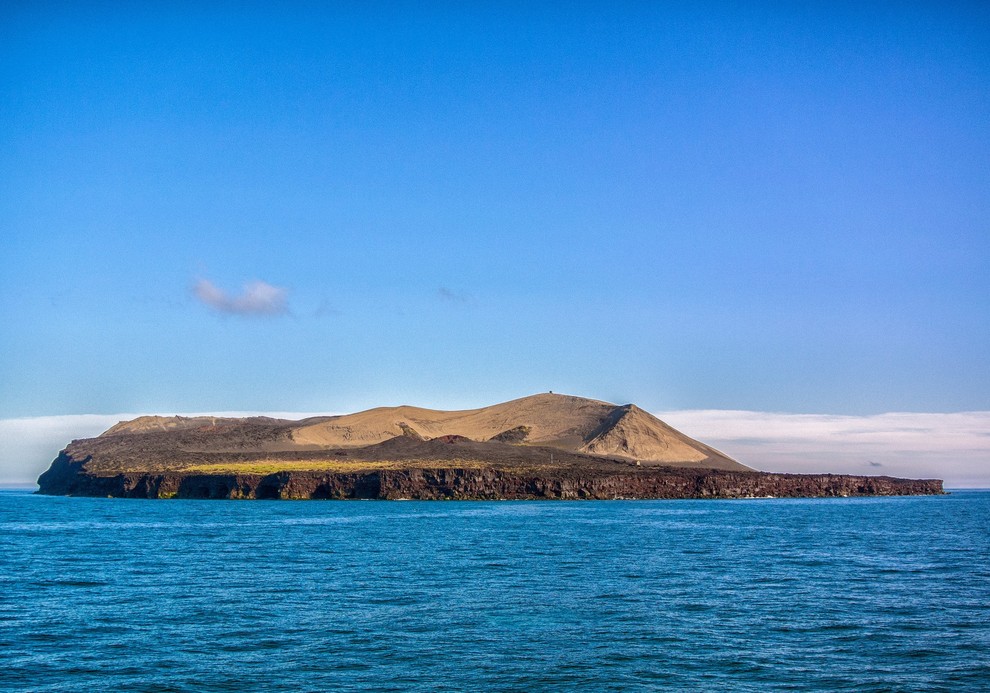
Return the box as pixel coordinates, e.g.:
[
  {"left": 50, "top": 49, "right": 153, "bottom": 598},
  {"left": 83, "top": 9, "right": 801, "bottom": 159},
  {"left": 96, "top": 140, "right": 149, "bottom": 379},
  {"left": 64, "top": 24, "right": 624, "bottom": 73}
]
[
  {"left": 437, "top": 286, "right": 469, "bottom": 303},
  {"left": 313, "top": 299, "right": 341, "bottom": 318},
  {"left": 193, "top": 279, "right": 289, "bottom": 316}
]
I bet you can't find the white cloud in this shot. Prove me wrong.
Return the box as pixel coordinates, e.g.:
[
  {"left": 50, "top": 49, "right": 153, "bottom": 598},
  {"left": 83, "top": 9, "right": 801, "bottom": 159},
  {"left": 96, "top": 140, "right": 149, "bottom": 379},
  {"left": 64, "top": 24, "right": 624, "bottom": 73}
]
[
  {"left": 655, "top": 410, "right": 990, "bottom": 488},
  {"left": 2, "top": 410, "right": 987, "bottom": 489},
  {"left": 193, "top": 279, "right": 289, "bottom": 316}
]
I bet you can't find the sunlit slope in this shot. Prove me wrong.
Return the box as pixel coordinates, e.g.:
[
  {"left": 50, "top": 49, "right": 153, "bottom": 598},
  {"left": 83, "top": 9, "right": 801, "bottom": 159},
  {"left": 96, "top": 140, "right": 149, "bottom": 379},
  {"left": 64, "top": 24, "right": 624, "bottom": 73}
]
[{"left": 291, "top": 393, "right": 747, "bottom": 470}]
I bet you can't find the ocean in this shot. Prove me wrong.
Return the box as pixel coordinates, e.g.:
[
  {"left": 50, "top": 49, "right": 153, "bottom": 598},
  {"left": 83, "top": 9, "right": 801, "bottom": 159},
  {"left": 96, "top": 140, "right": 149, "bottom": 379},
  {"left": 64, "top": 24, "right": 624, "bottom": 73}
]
[{"left": 2, "top": 490, "right": 988, "bottom": 692}]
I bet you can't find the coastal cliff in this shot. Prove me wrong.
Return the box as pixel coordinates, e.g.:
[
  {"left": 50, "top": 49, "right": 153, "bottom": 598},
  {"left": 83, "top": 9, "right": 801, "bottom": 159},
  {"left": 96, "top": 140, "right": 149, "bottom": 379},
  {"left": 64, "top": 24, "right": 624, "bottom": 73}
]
[
  {"left": 38, "top": 451, "right": 943, "bottom": 500},
  {"left": 35, "top": 394, "right": 944, "bottom": 499}
]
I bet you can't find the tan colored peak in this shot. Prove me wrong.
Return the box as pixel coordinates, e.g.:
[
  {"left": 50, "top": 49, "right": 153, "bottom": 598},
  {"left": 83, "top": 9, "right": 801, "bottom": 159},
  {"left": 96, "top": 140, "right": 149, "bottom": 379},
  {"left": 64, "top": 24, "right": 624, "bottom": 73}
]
[
  {"left": 93, "top": 394, "right": 748, "bottom": 471},
  {"left": 580, "top": 405, "right": 703, "bottom": 462},
  {"left": 289, "top": 393, "right": 748, "bottom": 471}
]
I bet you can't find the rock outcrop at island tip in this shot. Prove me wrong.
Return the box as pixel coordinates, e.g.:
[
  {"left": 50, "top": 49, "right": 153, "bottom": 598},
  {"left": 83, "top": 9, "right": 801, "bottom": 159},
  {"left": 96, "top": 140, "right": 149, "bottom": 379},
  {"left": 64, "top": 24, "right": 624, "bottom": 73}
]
[{"left": 36, "top": 393, "right": 944, "bottom": 499}]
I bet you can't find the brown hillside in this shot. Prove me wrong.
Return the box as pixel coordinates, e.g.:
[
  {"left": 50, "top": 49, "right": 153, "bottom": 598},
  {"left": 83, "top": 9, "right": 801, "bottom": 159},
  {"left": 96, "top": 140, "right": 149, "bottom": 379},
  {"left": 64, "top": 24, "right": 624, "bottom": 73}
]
[
  {"left": 57, "top": 393, "right": 748, "bottom": 475},
  {"left": 292, "top": 393, "right": 747, "bottom": 471}
]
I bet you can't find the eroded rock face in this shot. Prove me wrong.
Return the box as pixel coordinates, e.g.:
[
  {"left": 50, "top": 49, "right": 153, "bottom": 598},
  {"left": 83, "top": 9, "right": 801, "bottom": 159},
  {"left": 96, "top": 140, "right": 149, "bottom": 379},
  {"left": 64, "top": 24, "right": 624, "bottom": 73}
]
[{"left": 36, "top": 452, "right": 944, "bottom": 500}]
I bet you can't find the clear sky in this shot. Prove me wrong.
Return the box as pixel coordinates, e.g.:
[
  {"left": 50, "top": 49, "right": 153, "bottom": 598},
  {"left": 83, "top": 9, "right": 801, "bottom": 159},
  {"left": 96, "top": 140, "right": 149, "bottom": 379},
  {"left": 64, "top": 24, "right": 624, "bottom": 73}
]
[{"left": 2, "top": 4, "right": 988, "bottom": 442}]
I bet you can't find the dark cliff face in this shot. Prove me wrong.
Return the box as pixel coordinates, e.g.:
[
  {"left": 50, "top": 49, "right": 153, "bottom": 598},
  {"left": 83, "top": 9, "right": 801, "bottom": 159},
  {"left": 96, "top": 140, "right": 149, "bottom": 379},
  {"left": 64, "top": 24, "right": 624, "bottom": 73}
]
[{"left": 36, "top": 452, "right": 944, "bottom": 500}]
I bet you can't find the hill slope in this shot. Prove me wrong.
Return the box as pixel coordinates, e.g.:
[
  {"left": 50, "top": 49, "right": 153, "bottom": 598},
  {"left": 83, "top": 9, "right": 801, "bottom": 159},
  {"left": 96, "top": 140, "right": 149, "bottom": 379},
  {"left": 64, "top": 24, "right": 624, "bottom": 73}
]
[{"left": 290, "top": 393, "right": 745, "bottom": 470}]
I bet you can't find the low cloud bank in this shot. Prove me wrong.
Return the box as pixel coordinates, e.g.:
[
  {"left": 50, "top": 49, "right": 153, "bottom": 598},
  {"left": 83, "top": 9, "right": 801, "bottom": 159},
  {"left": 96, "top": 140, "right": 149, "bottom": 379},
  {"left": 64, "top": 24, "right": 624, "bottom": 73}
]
[
  {"left": 656, "top": 410, "right": 990, "bottom": 488},
  {"left": 193, "top": 279, "right": 289, "bottom": 316},
  {"left": 1, "top": 410, "right": 987, "bottom": 488},
  {"left": 0, "top": 414, "right": 125, "bottom": 487}
]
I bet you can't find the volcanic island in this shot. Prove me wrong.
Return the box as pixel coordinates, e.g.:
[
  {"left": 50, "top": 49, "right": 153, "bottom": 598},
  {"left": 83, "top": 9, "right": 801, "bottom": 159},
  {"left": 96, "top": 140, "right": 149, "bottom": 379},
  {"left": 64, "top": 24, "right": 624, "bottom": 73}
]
[{"left": 37, "top": 393, "right": 943, "bottom": 499}]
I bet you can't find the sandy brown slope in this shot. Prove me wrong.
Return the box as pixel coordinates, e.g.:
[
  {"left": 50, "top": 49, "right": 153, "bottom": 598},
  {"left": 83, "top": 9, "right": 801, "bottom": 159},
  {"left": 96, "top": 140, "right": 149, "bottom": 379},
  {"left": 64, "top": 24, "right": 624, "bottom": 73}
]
[
  {"left": 290, "top": 393, "right": 615, "bottom": 448},
  {"left": 291, "top": 393, "right": 747, "bottom": 470},
  {"left": 68, "top": 394, "right": 747, "bottom": 473}
]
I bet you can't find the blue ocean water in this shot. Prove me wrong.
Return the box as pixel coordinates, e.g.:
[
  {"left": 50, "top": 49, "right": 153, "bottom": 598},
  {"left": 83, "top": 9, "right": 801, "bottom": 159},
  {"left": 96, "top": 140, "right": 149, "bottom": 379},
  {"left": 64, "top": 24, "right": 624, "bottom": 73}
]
[{"left": 1, "top": 491, "right": 988, "bottom": 692}]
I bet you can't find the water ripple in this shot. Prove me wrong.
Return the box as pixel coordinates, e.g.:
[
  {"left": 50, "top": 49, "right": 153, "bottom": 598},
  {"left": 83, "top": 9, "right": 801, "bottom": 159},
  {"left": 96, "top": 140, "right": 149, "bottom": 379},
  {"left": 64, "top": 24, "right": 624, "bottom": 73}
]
[{"left": 1, "top": 490, "right": 988, "bottom": 691}]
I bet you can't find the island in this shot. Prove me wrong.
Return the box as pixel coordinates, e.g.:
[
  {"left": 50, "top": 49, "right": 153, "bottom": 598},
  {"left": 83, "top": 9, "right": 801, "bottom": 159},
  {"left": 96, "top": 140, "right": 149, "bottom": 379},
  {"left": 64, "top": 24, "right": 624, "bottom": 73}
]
[{"left": 37, "top": 393, "right": 943, "bottom": 499}]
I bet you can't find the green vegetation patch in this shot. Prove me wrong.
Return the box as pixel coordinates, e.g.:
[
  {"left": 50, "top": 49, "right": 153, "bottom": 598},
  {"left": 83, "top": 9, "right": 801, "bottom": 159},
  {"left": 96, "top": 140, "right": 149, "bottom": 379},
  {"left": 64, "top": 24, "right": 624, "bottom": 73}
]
[{"left": 180, "top": 458, "right": 490, "bottom": 475}]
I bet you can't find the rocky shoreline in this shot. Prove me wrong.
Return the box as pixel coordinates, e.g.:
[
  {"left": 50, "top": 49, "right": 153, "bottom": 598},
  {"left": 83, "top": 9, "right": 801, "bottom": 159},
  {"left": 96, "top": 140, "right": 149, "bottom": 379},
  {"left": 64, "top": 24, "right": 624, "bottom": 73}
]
[{"left": 37, "top": 452, "right": 944, "bottom": 500}]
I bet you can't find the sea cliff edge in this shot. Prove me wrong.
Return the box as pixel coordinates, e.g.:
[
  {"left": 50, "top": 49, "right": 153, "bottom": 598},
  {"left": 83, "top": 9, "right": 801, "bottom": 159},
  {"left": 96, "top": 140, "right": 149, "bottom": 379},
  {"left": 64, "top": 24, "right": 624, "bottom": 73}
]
[{"left": 38, "top": 452, "right": 943, "bottom": 500}]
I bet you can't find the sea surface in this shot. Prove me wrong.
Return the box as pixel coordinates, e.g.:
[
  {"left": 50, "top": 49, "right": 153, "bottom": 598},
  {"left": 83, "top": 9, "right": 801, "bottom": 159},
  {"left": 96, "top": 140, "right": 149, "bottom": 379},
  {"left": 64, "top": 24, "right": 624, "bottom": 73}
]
[{"left": 1, "top": 490, "right": 988, "bottom": 692}]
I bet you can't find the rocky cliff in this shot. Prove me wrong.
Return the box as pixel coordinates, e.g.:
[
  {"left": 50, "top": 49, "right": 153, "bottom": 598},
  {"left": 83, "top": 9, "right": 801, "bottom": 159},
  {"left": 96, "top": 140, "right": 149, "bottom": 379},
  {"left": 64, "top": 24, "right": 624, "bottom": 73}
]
[{"left": 37, "top": 451, "right": 943, "bottom": 499}]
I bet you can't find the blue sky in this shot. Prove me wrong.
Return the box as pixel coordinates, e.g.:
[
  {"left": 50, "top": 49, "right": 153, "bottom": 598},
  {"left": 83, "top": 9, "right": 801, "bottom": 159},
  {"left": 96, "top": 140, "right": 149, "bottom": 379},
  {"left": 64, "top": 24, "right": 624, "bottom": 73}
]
[{"left": 1, "top": 2, "right": 988, "bottom": 430}]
